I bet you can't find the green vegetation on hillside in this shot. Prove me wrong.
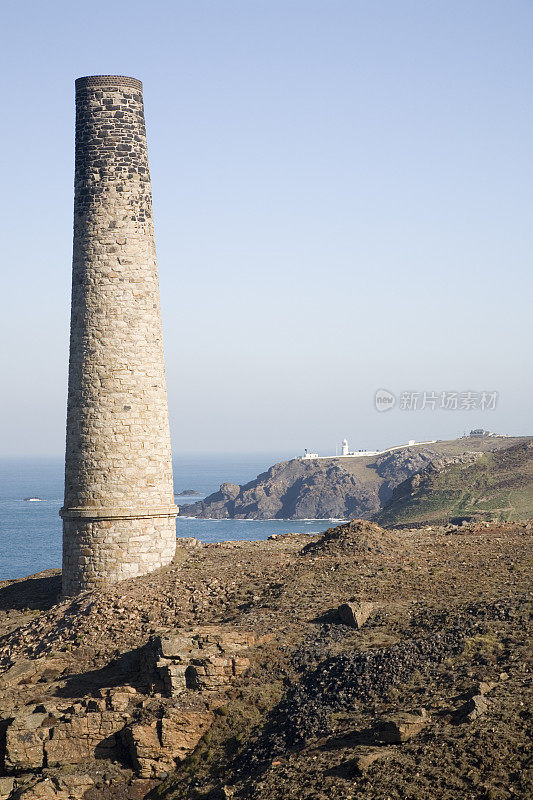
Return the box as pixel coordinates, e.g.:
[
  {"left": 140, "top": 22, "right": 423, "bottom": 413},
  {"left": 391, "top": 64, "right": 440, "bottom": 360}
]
[{"left": 375, "top": 440, "right": 533, "bottom": 526}]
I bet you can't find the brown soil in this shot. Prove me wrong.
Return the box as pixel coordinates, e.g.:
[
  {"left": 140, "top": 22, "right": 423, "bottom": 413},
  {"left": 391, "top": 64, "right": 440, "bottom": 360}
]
[{"left": 0, "top": 521, "right": 531, "bottom": 800}]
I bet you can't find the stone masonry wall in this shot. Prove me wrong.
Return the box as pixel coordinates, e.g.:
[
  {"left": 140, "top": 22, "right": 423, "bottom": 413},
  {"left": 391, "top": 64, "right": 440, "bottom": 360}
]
[{"left": 61, "top": 75, "right": 177, "bottom": 596}]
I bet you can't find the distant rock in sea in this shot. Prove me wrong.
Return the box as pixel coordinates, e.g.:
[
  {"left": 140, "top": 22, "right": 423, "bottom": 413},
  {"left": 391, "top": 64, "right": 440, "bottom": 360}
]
[
  {"left": 23, "top": 497, "right": 44, "bottom": 502},
  {"left": 175, "top": 489, "right": 202, "bottom": 497}
]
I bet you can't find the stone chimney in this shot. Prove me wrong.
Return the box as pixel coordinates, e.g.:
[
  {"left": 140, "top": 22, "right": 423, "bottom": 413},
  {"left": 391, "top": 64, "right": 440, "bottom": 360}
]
[{"left": 61, "top": 75, "right": 177, "bottom": 596}]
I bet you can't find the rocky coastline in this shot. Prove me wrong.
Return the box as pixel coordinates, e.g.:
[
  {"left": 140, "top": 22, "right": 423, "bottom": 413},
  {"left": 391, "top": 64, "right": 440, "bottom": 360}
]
[
  {"left": 178, "top": 436, "right": 526, "bottom": 521},
  {"left": 177, "top": 449, "right": 440, "bottom": 520}
]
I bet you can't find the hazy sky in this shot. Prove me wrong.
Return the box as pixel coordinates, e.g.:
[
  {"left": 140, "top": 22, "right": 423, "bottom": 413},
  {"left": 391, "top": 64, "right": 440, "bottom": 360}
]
[{"left": 2, "top": 0, "right": 532, "bottom": 456}]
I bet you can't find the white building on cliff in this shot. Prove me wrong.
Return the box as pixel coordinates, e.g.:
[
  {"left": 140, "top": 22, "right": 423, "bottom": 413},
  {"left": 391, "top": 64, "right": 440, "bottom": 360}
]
[{"left": 300, "top": 437, "right": 436, "bottom": 460}]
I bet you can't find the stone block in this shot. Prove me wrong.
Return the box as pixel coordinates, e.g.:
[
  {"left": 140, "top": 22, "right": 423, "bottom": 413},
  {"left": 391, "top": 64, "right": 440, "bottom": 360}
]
[
  {"left": 4, "top": 713, "right": 52, "bottom": 771},
  {"left": 159, "top": 634, "right": 195, "bottom": 659},
  {"left": 338, "top": 601, "right": 375, "bottom": 629},
  {"left": 376, "top": 709, "right": 428, "bottom": 743}
]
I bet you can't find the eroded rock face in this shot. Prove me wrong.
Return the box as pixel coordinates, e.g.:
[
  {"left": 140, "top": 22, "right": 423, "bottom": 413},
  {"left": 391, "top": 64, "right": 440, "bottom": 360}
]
[
  {"left": 123, "top": 710, "right": 214, "bottom": 778},
  {"left": 3, "top": 708, "right": 126, "bottom": 772},
  {"left": 220, "top": 483, "right": 241, "bottom": 501},
  {"left": 4, "top": 713, "right": 51, "bottom": 772},
  {"left": 44, "top": 711, "right": 126, "bottom": 767},
  {"left": 177, "top": 459, "right": 377, "bottom": 519},
  {"left": 113, "top": 626, "right": 260, "bottom": 778},
  {"left": 0, "top": 624, "right": 259, "bottom": 796},
  {"left": 4, "top": 702, "right": 216, "bottom": 786}
]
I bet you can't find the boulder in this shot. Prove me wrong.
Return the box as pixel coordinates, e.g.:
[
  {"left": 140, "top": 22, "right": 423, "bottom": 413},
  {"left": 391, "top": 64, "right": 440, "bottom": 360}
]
[
  {"left": 338, "top": 601, "right": 375, "bottom": 629},
  {"left": 376, "top": 709, "right": 428, "bottom": 743},
  {"left": 456, "top": 693, "right": 488, "bottom": 722}
]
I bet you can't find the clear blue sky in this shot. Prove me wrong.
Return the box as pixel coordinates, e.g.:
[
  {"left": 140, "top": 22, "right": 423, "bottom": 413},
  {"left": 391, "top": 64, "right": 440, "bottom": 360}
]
[{"left": 2, "top": 0, "right": 532, "bottom": 456}]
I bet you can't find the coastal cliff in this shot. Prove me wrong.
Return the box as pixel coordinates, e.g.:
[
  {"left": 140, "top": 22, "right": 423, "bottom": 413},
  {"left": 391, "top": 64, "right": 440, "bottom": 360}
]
[
  {"left": 178, "top": 436, "right": 526, "bottom": 521},
  {"left": 178, "top": 449, "right": 437, "bottom": 520}
]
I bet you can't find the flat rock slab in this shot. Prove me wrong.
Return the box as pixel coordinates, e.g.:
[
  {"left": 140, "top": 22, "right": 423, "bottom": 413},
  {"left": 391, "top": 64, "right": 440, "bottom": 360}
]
[
  {"left": 0, "top": 657, "right": 66, "bottom": 689},
  {"left": 376, "top": 709, "right": 428, "bottom": 743},
  {"left": 350, "top": 749, "right": 386, "bottom": 773}
]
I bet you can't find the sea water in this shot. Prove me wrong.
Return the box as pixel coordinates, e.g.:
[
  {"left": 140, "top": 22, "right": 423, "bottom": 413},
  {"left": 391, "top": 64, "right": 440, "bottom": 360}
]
[{"left": 0, "top": 454, "right": 334, "bottom": 581}]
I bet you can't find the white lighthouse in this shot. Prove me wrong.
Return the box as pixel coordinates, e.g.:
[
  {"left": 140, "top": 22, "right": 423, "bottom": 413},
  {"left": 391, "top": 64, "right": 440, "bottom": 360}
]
[{"left": 341, "top": 438, "right": 349, "bottom": 456}]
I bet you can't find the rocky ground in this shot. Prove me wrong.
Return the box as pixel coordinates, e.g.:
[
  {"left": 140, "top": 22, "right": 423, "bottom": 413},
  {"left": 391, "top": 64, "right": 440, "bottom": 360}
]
[{"left": 0, "top": 519, "right": 531, "bottom": 799}]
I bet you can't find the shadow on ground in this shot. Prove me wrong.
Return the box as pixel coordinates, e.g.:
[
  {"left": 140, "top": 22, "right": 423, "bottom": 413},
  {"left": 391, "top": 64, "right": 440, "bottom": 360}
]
[
  {"left": 55, "top": 645, "right": 149, "bottom": 698},
  {"left": 0, "top": 571, "right": 61, "bottom": 612}
]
